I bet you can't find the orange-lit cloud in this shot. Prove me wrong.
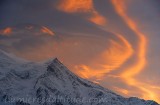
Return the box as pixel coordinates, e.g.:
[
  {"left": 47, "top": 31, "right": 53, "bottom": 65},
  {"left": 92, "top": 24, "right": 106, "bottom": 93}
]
[
  {"left": 57, "top": 0, "right": 106, "bottom": 25},
  {"left": 111, "top": 0, "right": 147, "bottom": 79},
  {"left": 114, "top": 87, "right": 129, "bottom": 95},
  {"left": 75, "top": 34, "right": 133, "bottom": 80},
  {"left": 0, "top": 27, "right": 12, "bottom": 36},
  {"left": 75, "top": 65, "right": 103, "bottom": 79},
  {"left": 88, "top": 12, "right": 106, "bottom": 26},
  {"left": 57, "top": 0, "right": 93, "bottom": 13},
  {"left": 139, "top": 85, "right": 160, "bottom": 102},
  {"left": 41, "top": 26, "right": 55, "bottom": 36},
  {"left": 111, "top": 0, "right": 160, "bottom": 102}
]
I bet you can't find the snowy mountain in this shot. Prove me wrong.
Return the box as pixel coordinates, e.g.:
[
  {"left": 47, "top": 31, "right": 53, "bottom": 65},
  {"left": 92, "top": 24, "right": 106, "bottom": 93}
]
[{"left": 0, "top": 50, "right": 159, "bottom": 105}]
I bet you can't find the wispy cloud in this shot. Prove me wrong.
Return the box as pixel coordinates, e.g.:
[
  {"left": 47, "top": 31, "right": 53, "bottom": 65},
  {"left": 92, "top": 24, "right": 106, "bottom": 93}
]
[
  {"left": 75, "top": 33, "right": 133, "bottom": 80},
  {"left": 0, "top": 27, "right": 12, "bottom": 36},
  {"left": 111, "top": 0, "right": 160, "bottom": 102},
  {"left": 56, "top": 0, "right": 106, "bottom": 25}
]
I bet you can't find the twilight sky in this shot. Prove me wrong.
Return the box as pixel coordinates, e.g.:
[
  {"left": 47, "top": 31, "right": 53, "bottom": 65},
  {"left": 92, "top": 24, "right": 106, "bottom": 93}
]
[{"left": 0, "top": 0, "right": 160, "bottom": 103}]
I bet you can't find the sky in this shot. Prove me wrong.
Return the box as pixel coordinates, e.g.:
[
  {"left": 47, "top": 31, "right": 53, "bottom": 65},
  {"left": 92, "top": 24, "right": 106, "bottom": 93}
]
[{"left": 0, "top": 0, "right": 160, "bottom": 103}]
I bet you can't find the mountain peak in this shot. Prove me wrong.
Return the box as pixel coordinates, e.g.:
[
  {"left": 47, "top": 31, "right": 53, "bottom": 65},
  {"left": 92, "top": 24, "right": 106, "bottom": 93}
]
[
  {"left": 42, "top": 57, "right": 62, "bottom": 67},
  {"left": 0, "top": 51, "right": 159, "bottom": 105},
  {"left": 46, "top": 57, "right": 69, "bottom": 75},
  {"left": 51, "top": 57, "right": 61, "bottom": 64}
]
